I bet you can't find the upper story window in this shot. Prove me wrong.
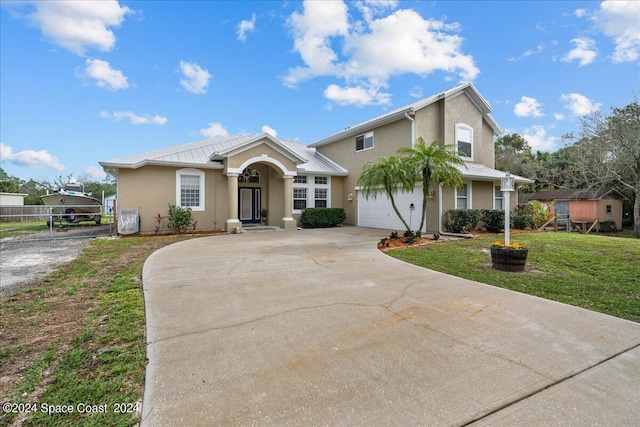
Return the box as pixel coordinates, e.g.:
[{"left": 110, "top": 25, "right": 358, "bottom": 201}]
[
  {"left": 356, "top": 131, "right": 374, "bottom": 151},
  {"left": 176, "top": 168, "right": 205, "bottom": 211},
  {"left": 294, "top": 175, "right": 307, "bottom": 184},
  {"left": 455, "top": 123, "right": 473, "bottom": 160}
]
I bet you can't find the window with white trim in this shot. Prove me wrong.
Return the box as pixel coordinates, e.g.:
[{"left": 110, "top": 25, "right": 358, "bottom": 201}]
[
  {"left": 292, "top": 174, "right": 331, "bottom": 212},
  {"left": 455, "top": 123, "right": 473, "bottom": 159},
  {"left": 315, "top": 188, "right": 328, "bottom": 208},
  {"left": 494, "top": 186, "right": 503, "bottom": 210},
  {"left": 293, "top": 188, "right": 307, "bottom": 210},
  {"left": 356, "top": 131, "right": 374, "bottom": 151},
  {"left": 176, "top": 168, "right": 205, "bottom": 211},
  {"left": 456, "top": 183, "right": 469, "bottom": 209}
]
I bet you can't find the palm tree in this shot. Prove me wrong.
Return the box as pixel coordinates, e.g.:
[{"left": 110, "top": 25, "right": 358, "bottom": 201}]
[
  {"left": 357, "top": 155, "right": 415, "bottom": 233},
  {"left": 399, "top": 137, "right": 465, "bottom": 233}
]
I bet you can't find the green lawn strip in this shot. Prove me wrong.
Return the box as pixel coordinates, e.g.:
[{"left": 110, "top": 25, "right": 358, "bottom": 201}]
[
  {"left": 388, "top": 233, "right": 640, "bottom": 322},
  {"left": 1, "top": 235, "right": 196, "bottom": 427}
]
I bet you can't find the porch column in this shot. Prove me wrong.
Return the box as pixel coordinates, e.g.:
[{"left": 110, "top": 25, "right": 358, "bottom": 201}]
[
  {"left": 282, "top": 175, "right": 296, "bottom": 229},
  {"left": 226, "top": 173, "right": 242, "bottom": 233}
]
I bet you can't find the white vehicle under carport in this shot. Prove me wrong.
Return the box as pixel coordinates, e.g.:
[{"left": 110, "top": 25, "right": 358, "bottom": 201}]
[{"left": 40, "top": 181, "right": 103, "bottom": 226}]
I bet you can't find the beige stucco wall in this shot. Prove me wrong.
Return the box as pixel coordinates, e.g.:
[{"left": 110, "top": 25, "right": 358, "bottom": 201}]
[
  {"left": 444, "top": 92, "right": 493, "bottom": 166},
  {"left": 316, "top": 119, "right": 413, "bottom": 225},
  {"left": 472, "top": 181, "right": 494, "bottom": 210},
  {"left": 117, "top": 166, "right": 227, "bottom": 233},
  {"left": 225, "top": 143, "right": 297, "bottom": 173}
]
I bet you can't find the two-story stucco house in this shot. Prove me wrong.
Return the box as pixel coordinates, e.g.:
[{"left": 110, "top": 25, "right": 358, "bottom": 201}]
[{"left": 99, "top": 83, "right": 532, "bottom": 234}]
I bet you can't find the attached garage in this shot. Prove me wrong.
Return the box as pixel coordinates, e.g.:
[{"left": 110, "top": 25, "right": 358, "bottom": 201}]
[{"left": 357, "top": 188, "right": 426, "bottom": 232}]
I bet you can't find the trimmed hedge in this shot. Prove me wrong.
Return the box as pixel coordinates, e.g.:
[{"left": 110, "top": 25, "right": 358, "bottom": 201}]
[
  {"left": 480, "top": 209, "right": 504, "bottom": 233},
  {"left": 299, "top": 208, "right": 346, "bottom": 228},
  {"left": 443, "top": 209, "right": 481, "bottom": 233}
]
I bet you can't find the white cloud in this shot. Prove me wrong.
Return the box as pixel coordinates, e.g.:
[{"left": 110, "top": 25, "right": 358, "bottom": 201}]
[
  {"left": 354, "top": 0, "right": 398, "bottom": 23},
  {"left": 99, "top": 111, "right": 167, "bottom": 125},
  {"left": 0, "top": 143, "right": 66, "bottom": 171},
  {"left": 522, "top": 126, "right": 559, "bottom": 152},
  {"left": 10, "top": 0, "right": 131, "bottom": 56},
  {"left": 237, "top": 13, "right": 256, "bottom": 42},
  {"left": 514, "top": 96, "right": 544, "bottom": 118},
  {"left": 574, "top": 8, "right": 587, "bottom": 18},
  {"left": 84, "top": 166, "right": 107, "bottom": 179},
  {"left": 562, "top": 38, "right": 597, "bottom": 66},
  {"left": 523, "top": 43, "right": 545, "bottom": 57},
  {"left": 81, "top": 59, "right": 128, "bottom": 90},
  {"left": 561, "top": 93, "right": 602, "bottom": 116},
  {"left": 179, "top": 61, "right": 212, "bottom": 94},
  {"left": 554, "top": 113, "right": 565, "bottom": 120},
  {"left": 324, "top": 83, "right": 391, "bottom": 106},
  {"left": 285, "top": 1, "right": 478, "bottom": 106},
  {"left": 593, "top": 0, "right": 640, "bottom": 62},
  {"left": 199, "top": 122, "right": 228, "bottom": 138},
  {"left": 261, "top": 125, "right": 277, "bottom": 137}
]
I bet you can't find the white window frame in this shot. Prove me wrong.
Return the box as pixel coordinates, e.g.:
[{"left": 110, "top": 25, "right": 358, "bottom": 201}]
[
  {"left": 176, "top": 168, "right": 205, "bottom": 211},
  {"left": 293, "top": 174, "right": 331, "bottom": 213},
  {"left": 293, "top": 188, "right": 307, "bottom": 211},
  {"left": 355, "top": 131, "right": 374, "bottom": 152},
  {"left": 494, "top": 185, "right": 503, "bottom": 210},
  {"left": 314, "top": 188, "right": 328, "bottom": 208},
  {"left": 455, "top": 182, "right": 471, "bottom": 209},
  {"left": 455, "top": 123, "right": 473, "bottom": 161}
]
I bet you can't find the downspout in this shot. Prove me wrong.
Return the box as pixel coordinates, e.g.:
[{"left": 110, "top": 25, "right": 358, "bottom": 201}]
[
  {"left": 404, "top": 112, "right": 415, "bottom": 147},
  {"left": 438, "top": 182, "right": 473, "bottom": 238}
]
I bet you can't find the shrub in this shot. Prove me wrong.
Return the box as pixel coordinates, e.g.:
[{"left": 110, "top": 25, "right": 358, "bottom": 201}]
[
  {"left": 480, "top": 209, "right": 504, "bottom": 233},
  {"left": 512, "top": 203, "right": 534, "bottom": 230},
  {"left": 167, "top": 204, "right": 194, "bottom": 233},
  {"left": 299, "top": 208, "right": 346, "bottom": 228},
  {"left": 443, "top": 209, "right": 481, "bottom": 233}
]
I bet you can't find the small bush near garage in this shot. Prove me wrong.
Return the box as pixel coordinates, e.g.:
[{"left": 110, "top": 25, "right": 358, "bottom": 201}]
[
  {"left": 480, "top": 209, "right": 504, "bottom": 233},
  {"left": 512, "top": 204, "right": 535, "bottom": 230},
  {"left": 299, "top": 208, "right": 346, "bottom": 228},
  {"left": 443, "top": 209, "right": 481, "bottom": 233}
]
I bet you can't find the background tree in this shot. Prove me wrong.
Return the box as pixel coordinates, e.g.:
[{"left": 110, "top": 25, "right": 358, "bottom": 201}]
[
  {"left": 579, "top": 99, "right": 640, "bottom": 237},
  {"left": 357, "top": 155, "right": 416, "bottom": 233},
  {"left": 494, "top": 133, "right": 533, "bottom": 178},
  {"left": 399, "top": 138, "right": 464, "bottom": 233}
]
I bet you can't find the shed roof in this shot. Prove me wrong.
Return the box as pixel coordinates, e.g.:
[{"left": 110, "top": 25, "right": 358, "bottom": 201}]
[{"left": 530, "top": 187, "right": 626, "bottom": 201}]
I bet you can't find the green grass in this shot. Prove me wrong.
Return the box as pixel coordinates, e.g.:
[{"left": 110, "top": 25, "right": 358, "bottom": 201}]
[
  {"left": 388, "top": 232, "right": 640, "bottom": 322},
  {"left": 0, "top": 221, "right": 49, "bottom": 238},
  {"left": 0, "top": 235, "right": 199, "bottom": 426}
]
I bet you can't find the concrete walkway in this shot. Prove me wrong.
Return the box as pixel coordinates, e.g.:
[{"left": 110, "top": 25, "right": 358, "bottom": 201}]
[{"left": 141, "top": 227, "right": 640, "bottom": 426}]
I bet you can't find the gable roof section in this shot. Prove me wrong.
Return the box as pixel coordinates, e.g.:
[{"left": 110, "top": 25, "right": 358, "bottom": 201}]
[
  {"left": 311, "top": 83, "right": 502, "bottom": 148},
  {"left": 530, "top": 187, "right": 626, "bottom": 201},
  {"left": 99, "top": 134, "right": 347, "bottom": 176}
]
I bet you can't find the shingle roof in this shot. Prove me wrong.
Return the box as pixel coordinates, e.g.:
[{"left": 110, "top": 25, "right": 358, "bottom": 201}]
[{"left": 530, "top": 187, "right": 626, "bottom": 201}]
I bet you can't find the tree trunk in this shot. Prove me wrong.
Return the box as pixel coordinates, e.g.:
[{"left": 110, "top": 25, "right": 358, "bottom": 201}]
[{"left": 389, "top": 193, "right": 412, "bottom": 233}]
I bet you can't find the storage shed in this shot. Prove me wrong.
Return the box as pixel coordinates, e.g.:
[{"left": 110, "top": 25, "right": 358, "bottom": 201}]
[{"left": 530, "top": 188, "right": 626, "bottom": 231}]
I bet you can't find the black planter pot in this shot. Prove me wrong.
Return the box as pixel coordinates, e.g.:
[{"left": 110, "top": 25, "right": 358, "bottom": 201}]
[{"left": 491, "top": 246, "right": 528, "bottom": 272}]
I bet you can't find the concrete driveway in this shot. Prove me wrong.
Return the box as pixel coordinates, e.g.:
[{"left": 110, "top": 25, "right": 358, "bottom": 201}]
[{"left": 141, "top": 227, "right": 640, "bottom": 426}]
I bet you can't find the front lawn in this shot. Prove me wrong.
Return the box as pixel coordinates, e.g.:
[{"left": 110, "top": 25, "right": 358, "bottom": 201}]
[{"left": 387, "top": 232, "right": 640, "bottom": 323}]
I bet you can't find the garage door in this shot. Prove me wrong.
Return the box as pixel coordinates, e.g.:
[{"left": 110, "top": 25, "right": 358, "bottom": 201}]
[{"left": 357, "top": 189, "right": 426, "bottom": 232}]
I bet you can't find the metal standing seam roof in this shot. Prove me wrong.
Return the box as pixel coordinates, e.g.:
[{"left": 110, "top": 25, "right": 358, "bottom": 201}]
[
  {"left": 456, "top": 163, "right": 534, "bottom": 184},
  {"left": 99, "top": 134, "right": 348, "bottom": 176},
  {"left": 311, "top": 82, "right": 502, "bottom": 148}
]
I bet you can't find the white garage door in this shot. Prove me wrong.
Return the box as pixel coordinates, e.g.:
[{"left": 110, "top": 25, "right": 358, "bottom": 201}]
[{"left": 357, "top": 189, "right": 426, "bottom": 232}]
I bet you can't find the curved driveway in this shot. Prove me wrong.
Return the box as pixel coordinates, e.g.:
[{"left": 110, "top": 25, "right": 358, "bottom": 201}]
[{"left": 141, "top": 227, "right": 640, "bottom": 426}]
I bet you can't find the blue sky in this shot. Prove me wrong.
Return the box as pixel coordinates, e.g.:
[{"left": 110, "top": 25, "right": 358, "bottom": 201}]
[{"left": 1, "top": 0, "right": 638, "bottom": 182}]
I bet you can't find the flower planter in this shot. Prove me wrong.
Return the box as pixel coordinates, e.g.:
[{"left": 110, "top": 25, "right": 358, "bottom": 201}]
[{"left": 491, "top": 246, "right": 528, "bottom": 272}]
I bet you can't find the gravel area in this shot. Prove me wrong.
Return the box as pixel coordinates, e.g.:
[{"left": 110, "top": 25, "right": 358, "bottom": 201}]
[{"left": 0, "top": 225, "right": 113, "bottom": 298}]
